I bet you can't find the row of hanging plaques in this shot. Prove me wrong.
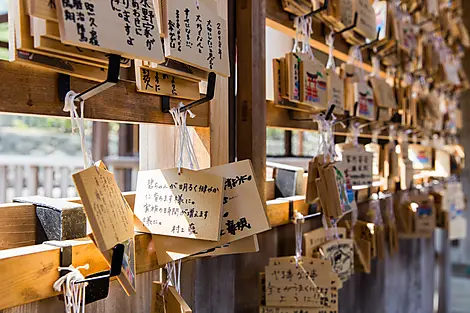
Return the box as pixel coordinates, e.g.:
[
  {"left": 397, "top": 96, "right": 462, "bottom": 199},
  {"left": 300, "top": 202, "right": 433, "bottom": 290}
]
[{"left": 9, "top": 0, "right": 230, "bottom": 98}]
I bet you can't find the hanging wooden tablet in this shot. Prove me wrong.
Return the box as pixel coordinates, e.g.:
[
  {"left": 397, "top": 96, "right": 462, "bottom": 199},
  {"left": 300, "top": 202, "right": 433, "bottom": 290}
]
[
  {"left": 56, "top": 0, "right": 164, "bottom": 63},
  {"left": 355, "top": 81, "right": 376, "bottom": 121},
  {"left": 319, "top": 239, "right": 354, "bottom": 282},
  {"left": 150, "top": 161, "right": 271, "bottom": 265},
  {"left": 337, "top": 0, "right": 355, "bottom": 30},
  {"left": 73, "top": 163, "right": 136, "bottom": 295},
  {"left": 300, "top": 60, "right": 328, "bottom": 109},
  {"left": 134, "top": 168, "right": 224, "bottom": 241},
  {"left": 354, "top": 238, "right": 371, "bottom": 273},
  {"left": 27, "top": 0, "right": 58, "bottom": 21},
  {"left": 370, "top": 76, "right": 397, "bottom": 109},
  {"left": 327, "top": 69, "right": 345, "bottom": 114},
  {"left": 354, "top": 220, "right": 376, "bottom": 258},
  {"left": 304, "top": 227, "right": 347, "bottom": 257},
  {"left": 410, "top": 194, "right": 436, "bottom": 237},
  {"left": 11, "top": 0, "right": 111, "bottom": 70},
  {"left": 355, "top": 0, "right": 377, "bottom": 40},
  {"left": 372, "top": 1, "right": 389, "bottom": 46},
  {"left": 162, "top": 0, "right": 230, "bottom": 77},
  {"left": 408, "top": 144, "right": 433, "bottom": 170},
  {"left": 273, "top": 59, "right": 283, "bottom": 104},
  {"left": 425, "top": 0, "right": 439, "bottom": 16},
  {"left": 152, "top": 282, "right": 192, "bottom": 313},
  {"left": 333, "top": 162, "right": 358, "bottom": 216},
  {"left": 339, "top": 146, "right": 373, "bottom": 187},
  {"left": 135, "top": 66, "right": 201, "bottom": 100},
  {"left": 265, "top": 257, "right": 338, "bottom": 308},
  {"left": 306, "top": 156, "right": 323, "bottom": 204},
  {"left": 285, "top": 52, "right": 304, "bottom": 103},
  {"left": 318, "top": 164, "right": 341, "bottom": 218}
]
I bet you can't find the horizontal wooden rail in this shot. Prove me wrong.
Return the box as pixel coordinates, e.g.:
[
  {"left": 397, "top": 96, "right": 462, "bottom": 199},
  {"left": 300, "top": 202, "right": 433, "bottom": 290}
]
[
  {"left": 0, "top": 190, "right": 308, "bottom": 310},
  {"left": 0, "top": 61, "right": 209, "bottom": 126}
]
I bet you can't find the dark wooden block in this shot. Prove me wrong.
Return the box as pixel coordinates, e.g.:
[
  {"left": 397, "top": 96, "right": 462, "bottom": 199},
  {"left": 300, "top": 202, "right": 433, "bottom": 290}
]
[{"left": 14, "top": 196, "right": 86, "bottom": 243}]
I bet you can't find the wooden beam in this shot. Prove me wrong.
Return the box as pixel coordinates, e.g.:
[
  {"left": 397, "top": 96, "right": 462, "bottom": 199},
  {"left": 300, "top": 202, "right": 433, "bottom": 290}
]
[
  {"left": 0, "top": 233, "right": 156, "bottom": 310},
  {"left": 0, "top": 61, "right": 209, "bottom": 126},
  {"left": 265, "top": 0, "right": 386, "bottom": 78},
  {"left": 236, "top": 0, "right": 267, "bottom": 201},
  {"left": 267, "top": 101, "right": 394, "bottom": 140},
  {"left": 91, "top": 122, "right": 109, "bottom": 161},
  {"left": 0, "top": 203, "right": 36, "bottom": 250}
]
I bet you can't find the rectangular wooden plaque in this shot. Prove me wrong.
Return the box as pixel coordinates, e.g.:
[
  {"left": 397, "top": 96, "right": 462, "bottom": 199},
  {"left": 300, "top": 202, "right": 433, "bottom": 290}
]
[
  {"left": 162, "top": 0, "right": 230, "bottom": 77},
  {"left": 56, "top": 0, "right": 164, "bottom": 63},
  {"left": 134, "top": 168, "right": 224, "bottom": 241}
]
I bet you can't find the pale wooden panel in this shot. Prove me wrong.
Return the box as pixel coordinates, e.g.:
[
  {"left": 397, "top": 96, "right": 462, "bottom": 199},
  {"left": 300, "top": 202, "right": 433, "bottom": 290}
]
[
  {"left": 14, "top": 166, "right": 24, "bottom": 197},
  {"left": 0, "top": 166, "right": 6, "bottom": 203},
  {"left": 26, "top": 166, "right": 38, "bottom": 196},
  {"left": 0, "top": 203, "right": 36, "bottom": 250},
  {"left": 1, "top": 270, "right": 160, "bottom": 313},
  {"left": 43, "top": 167, "right": 53, "bottom": 197},
  {"left": 0, "top": 61, "right": 209, "bottom": 126}
]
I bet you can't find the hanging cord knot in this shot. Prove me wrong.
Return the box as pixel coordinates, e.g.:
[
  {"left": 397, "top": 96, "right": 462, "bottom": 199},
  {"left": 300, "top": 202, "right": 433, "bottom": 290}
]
[
  {"left": 63, "top": 91, "right": 92, "bottom": 168},
  {"left": 325, "top": 30, "right": 336, "bottom": 70},
  {"left": 293, "top": 212, "right": 305, "bottom": 266},
  {"left": 53, "top": 264, "right": 90, "bottom": 313},
  {"left": 169, "top": 104, "right": 199, "bottom": 173}
]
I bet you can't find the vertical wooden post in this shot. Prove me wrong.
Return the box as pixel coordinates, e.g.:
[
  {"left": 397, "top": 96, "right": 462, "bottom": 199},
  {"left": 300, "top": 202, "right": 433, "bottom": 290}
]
[
  {"left": 236, "top": 0, "right": 267, "bottom": 201},
  {"left": 91, "top": 122, "right": 109, "bottom": 161},
  {"left": 234, "top": 1, "right": 267, "bottom": 313},
  {"left": 460, "top": 0, "right": 470, "bottom": 263}
]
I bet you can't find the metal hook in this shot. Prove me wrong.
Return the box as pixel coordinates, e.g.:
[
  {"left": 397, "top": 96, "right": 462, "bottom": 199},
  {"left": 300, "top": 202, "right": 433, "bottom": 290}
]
[
  {"left": 301, "top": 0, "right": 329, "bottom": 19},
  {"left": 161, "top": 72, "right": 217, "bottom": 113},
  {"left": 360, "top": 27, "right": 382, "bottom": 50},
  {"left": 334, "top": 12, "right": 358, "bottom": 35}
]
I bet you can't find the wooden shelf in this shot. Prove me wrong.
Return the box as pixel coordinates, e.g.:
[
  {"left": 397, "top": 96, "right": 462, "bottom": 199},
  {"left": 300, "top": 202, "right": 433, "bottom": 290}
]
[
  {"left": 0, "top": 61, "right": 209, "bottom": 126},
  {"left": 267, "top": 101, "right": 394, "bottom": 140},
  {"left": 266, "top": 0, "right": 386, "bottom": 78}
]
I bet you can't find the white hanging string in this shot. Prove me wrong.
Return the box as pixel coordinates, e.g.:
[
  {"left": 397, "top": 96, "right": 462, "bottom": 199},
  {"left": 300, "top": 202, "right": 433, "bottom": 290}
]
[
  {"left": 294, "top": 212, "right": 304, "bottom": 266},
  {"left": 351, "top": 122, "right": 361, "bottom": 148},
  {"left": 169, "top": 105, "right": 200, "bottom": 172},
  {"left": 63, "top": 91, "right": 90, "bottom": 169},
  {"left": 53, "top": 265, "right": 90, "bottom": 313},
  {"left": 349, "top": 46, "right": 365, "bottom": 82},
  {"left": 325, "top": 30, "right": 336, "bottom": 70},
  {"left": 292, "top": 17, "right": 302, "bottom": 53},
  {"left": 371, "top": 56, "right": 380, "bottom": 77},
  {"left": 303, "top": 17, "right": 317, "bottom": 63},
  {"left": 372, "top": 127, "right": 379, "bottom": 145}
]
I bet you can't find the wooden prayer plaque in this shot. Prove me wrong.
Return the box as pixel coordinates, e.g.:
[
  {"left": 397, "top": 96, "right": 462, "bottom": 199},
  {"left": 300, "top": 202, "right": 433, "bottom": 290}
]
[
  {"left": 56, "top": 0, "right": 165, "bottom": 63},
  {"left": 151, "top": 161, "right": 271, "bottom": 265},
  {"left": 408, "top": 144, "right": 433, "bottom": 170},
  {"left": 135, "top": 67, "right": 201, "bottom": 100},
  {"left": 370, "top": 76, "right": 397, "bottom": 109},
  {"left": 327, "top": 69, "right": 345, "bottom": 114},
  {"left": 339, "top": 147, "right": 373, "bottom": 187},
  {"left": 152, "top": 282, "right": 192, "bottom": 313},
  {"left": 285, "top": 52, "right": 302, "bottom": 102},
  {"left": 355, "top": 81, "right": 376, "bottom": 121},
  {"left": 356, "top": 0, "right": 377, "bottom": 40},
  {"left": 266, "top": 257, "right": 336, "bottom": 308},
  {"left": 134, "top": 168, "right": 224, "bottom": 241},
  {"left": 73, "top": 166, "right": 134, "bottom": 251},
  {"left": 300, "top": 60, "right": 328, "bottom": 109},
  {"left": 162, "top": 0, "right": 230, "bottom": 77},
  {"left": 28, "top": 0, "right": 58, "bottom": 21},
  {"left": 304, "top": 227, "right": 347, "bottom": 257},
  {"left": 319, "top": 239, "right": 354, "bottom": 282}
]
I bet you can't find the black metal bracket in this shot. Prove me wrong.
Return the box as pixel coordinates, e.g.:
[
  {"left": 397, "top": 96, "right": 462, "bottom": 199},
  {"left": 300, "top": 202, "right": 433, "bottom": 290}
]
[
  {"left": 334, "top": 12, "right": 358, "bottom": 35},
  {"left": 47, "top": 241, "right": 124, "bottom": 305},
  {"left": 58, "top": 54, "right": 121, "bottom": 102},
  {"left": 162, "top": 72, "right": 217, "bottom": 113},
  {"left": 301, "top": 0, "right": 329, "bottom": 19},
  {"left": 360, "top": 28, "right": 382, "bottom": 50}
]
